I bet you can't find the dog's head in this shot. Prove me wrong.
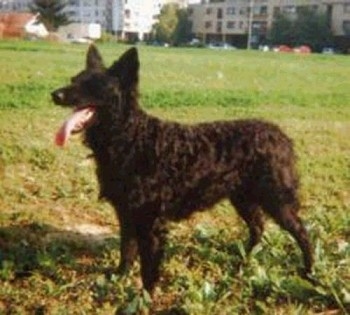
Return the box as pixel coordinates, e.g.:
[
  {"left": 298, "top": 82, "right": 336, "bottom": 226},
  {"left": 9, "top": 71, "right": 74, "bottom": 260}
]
[{"left": 51, "top": 45, "right": 139, "bottom": 147}]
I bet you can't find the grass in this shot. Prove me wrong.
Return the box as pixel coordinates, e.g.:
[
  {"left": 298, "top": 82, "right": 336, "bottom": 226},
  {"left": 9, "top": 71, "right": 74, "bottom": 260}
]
[{"left": 0, "top": 40, "right": 349, "bottom": 314}]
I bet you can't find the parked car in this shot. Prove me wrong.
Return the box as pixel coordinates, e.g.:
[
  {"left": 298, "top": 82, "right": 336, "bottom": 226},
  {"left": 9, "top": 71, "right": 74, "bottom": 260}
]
[
  {"left": 188, "top": 38, "right": 205, "bottom": 47},
  {"left": 207, "top": 42, "right": 236, "bottom": 50},
  {"left": 70, "top": 37, "right": 93, "bottom": 44},
  {"left": 274, "top": 45, "right": 293, "bottom": 53},
  {"left": 322, "top": 47, "right": 335, "bottom": 54},
  {"left": 294, "top": 45, "right": 312, "bottom": 54}
]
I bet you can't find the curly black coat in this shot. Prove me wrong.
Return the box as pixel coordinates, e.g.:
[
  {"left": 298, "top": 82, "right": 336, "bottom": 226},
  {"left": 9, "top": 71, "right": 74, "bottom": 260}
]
[{"left": 52, "top": 46, "right": 313, "bottom": 293}]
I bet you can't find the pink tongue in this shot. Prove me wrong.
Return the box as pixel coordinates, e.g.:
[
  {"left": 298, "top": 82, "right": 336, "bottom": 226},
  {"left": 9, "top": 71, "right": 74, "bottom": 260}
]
[{"left": 55, "top": 107, "right": 94, "bottom": 147}]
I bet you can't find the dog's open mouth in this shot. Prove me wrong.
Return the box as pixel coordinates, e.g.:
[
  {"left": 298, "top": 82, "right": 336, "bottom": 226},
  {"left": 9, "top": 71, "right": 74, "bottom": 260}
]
[{"left": 55, "top": 106, "right": 96, "bottom": 147}]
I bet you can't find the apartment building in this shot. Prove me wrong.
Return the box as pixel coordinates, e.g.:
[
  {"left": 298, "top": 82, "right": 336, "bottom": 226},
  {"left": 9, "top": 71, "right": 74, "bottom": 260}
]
[
  {"left": 0, "top": 0, "right": 109, "bottom": 28},
  {"left": 189, "top": 0, "right": 272, "bottom": 46},
  {"left": 188, "top": 0, "right": 350, "bottom": 49},
  {"left": 271, "top": 0, "right": 350, "bottom": 36},
  {"left": 0, "top": 0, "right": 31, "bottom": 11},
  {"left": 111, "top": 0, "right": 164, "bottom": 41},
  {"left": 325, "top": 0, "right": 350, "bottom": 36},
  {"left": 112, "top": 0, "right": 193, "bottom": 41},
  {"left": 0, "top": 0, "right": 190, "bottom": 38},
  {"left": 65, "top": 0, "right": 109, "bottom": 29}
]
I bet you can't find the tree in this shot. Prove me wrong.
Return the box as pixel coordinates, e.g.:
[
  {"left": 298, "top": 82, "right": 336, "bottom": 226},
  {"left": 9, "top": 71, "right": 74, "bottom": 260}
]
[
  {"left": 294, "top": 7, "right": 333, "bottom": 51},
  {"left": 152, "top": 3, "right": 192, "bottom": 45},
  {"left": 30, "top": 0, "right": 70, "bottom": 32},
  {"left": 153, "top": 3, "right": 179, "bottom": 44},
  {"left": 269, "top": 12, "right": 296, "bottom": 46},
  {"left": 268, "top": 8, "right": 333, "bottom": 51},
  {"left": 173, "top": 8, "right": 192, "bottom": 45}
]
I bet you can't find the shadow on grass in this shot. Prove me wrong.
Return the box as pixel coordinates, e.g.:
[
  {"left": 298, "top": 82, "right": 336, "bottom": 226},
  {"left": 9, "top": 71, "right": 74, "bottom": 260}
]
[
  {"left": 0, "top": 222, "right": 194, "bottom": 314},
  {"left": 0, "top": 222, "right": 118, "bottom": 279}
]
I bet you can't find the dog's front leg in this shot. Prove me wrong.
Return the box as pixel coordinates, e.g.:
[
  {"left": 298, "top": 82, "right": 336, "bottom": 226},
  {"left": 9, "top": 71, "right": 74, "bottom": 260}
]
[
  {"left": 135, "top": 214, "right": 168, "bottom": 294},
  {"left": 115, "top": 208, "right": 138, "bottom": 274}
]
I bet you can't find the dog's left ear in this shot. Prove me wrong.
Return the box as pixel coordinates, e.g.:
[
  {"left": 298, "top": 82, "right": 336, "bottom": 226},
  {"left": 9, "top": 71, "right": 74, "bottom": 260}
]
[
  {"left": 86, "top": 44, "right": 104, "bottom": 70},
  {"left": 107, "top": 47, "right": 139, "bottom": 89}
]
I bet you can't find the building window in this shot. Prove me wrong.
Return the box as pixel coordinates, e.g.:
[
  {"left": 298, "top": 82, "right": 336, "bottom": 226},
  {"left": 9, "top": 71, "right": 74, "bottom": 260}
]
[
  {"left": 227, "top": 21, "right": 235, "bottom": 29},
  {"left": 125, "top": 9, "right": 130, "bottom": 18},
  {"left": 261, "top": 6, "right": 268, "bottom": 15},
  {"left": 253, "top": 6, "right": 260, "bottom": 15},
  {"left": 343, "top": 20, "right": 350, "bottom": 35},
  {"left": 226, "top": 7, "right": 235, "bottom": 15},
  {"left": 252, "top": 5, "right": 268, "bottom": 16},
  {"left": 284, "top": 6, "right": 296, "bottom": 14},
  {"left": 206, "top": 8, "right": 212, "bottom": 15},
  {"left": 217, "top": 8, "right": 223, "bottom": 19},
  {"left": 205, "top": 21, "right": 212, "bottom": 29},
  {"left": 216, "top": 21, "right": 222, "bottom": 33},
  {"left": 239, "top": 21, "right": 244, "bottom": 29},
  {"left": 345, "top": 4, "right": 350, "bottom": 13},
  {"left": 239, "top": 8, "right": 246, "bottom": 15},
  {"left": 252, "top": 21, "right": 267, "bottom": 34},
  {"left": 273, "top": 7, "right": 281, "bottom": 16}
]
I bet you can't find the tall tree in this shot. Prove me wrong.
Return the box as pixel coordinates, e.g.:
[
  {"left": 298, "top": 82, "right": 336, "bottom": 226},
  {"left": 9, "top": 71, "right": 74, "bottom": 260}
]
[
  {"left": 269, "top": 12, "right": 296, "bottom": 46},
  {"left": 152, "top": 4, "right": 192, "bottom": 45},
  {"left": 173, "top": 8, "right": 192, "bottom": 45},
  {"left": 30, "top": 0, "right": 70, "bottom": 32},
  {"left": 153, "top": 3, "right": 179, "bottom": 44},
  {"left": 294, "top": 7, "right": 332, "bottom": 51},
  {"left": 269, "top": 8, "right": 333, "bottom": 51}
]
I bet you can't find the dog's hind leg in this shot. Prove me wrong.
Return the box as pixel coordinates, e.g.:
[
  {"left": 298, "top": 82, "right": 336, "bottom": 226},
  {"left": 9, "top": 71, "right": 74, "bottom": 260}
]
[
  {"left": 267, "top": 203, "right": 313, "bottom": 276},
  {"left": 134, "top": 213, "right": 168, "bottom": 293},
  {"left": 260, "top": 188, "right": 313, "bottom": 277},
  {"left": 230, "top": 196, "right": 265, "bottom": 254}
]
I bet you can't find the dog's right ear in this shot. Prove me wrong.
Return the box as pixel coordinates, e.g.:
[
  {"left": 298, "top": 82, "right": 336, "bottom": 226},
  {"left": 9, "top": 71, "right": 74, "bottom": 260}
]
[{"left": 86, "top": 44, "right": 104, "bottom": 70}]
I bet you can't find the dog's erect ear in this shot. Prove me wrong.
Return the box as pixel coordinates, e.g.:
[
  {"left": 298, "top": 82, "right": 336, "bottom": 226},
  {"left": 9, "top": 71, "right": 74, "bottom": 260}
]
[
  {"left": 86, "top": 44, "right": 104, "bottom": 70},
  {"left": 107, "top": 47, "right": 139, "bottom": 89}
]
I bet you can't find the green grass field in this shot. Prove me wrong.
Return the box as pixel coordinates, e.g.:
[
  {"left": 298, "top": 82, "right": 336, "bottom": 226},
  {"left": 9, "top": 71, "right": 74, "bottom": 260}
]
[{"left": 0, "top": 40, "right": 349, "bottom": 314}]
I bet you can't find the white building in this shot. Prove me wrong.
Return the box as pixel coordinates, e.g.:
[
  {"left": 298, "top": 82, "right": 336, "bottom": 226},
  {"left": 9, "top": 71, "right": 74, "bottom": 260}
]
[
  {"left": 111, "top": 0, "right": 191, "bottom": 41},
  {"left": 111, "top": 0, "right": 163, "bottom": 40},
  {"left": 0, "top": 0, "right": 31, "bottom": 11},
  {"left": 64, "top": 0, "right": 108, "bottom": 29}
]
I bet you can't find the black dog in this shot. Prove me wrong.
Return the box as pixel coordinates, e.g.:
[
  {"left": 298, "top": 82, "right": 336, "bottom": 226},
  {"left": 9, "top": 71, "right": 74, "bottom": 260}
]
[{"left": 52, "top": 45, "right": 313, "bottom": 293}]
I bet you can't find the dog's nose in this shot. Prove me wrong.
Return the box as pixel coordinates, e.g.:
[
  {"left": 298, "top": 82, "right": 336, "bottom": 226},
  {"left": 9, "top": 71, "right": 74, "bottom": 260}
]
[{"left": 51, "top": 89, "right": 65, "bottom": 104}]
